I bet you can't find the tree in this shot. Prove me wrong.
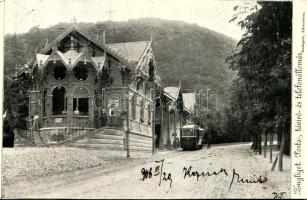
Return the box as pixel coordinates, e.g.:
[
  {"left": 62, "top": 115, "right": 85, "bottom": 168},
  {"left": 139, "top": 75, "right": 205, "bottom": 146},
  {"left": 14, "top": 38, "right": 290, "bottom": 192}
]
[{"left": 226, "top": 2, "right": 292, "bottom": 170}]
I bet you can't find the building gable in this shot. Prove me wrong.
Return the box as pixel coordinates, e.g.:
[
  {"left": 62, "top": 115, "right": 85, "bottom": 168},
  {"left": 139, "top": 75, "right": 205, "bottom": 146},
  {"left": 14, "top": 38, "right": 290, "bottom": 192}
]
[{"left": 39, "top": 26, "right": 133, "bottom": 69}]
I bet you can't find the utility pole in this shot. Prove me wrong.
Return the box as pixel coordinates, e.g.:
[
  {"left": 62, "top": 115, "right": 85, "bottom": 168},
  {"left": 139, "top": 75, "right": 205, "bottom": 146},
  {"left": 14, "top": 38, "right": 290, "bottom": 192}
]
[
  {"left": 161, "top": 90, "right": 164, "bottom": 151},
  {"left": 209, "top": 94, "right": 220, "bottom": 111},
  {"left": 106, "top": 2, "right": 117, "bottom": 42},
  {"left": 151, "top": 86, "right": 155, "bottom": 156},
  {"left": 206, "top": 88, "right": 210, "bottom": 111},
  {"left": 72, "top": 16, "right": 77, "bottom": 25},
  {"left": 125, "top": 93, "right": 130, "bottom": 158}
]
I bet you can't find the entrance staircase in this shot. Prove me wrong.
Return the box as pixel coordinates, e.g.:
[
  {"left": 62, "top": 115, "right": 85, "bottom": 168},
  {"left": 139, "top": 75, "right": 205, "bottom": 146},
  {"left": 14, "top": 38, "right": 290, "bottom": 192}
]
[
  {"left": 13, "top": 130, "right": 44, "bottom": 147},
  {"left": 32, "top": 130, "right": 46, "bottom": 146},
  {"left": 65, "top": 128, "right": 126, "bottom": 151},
  {"left": 14, "top": 134, "right": 36, "bottom": 147}
]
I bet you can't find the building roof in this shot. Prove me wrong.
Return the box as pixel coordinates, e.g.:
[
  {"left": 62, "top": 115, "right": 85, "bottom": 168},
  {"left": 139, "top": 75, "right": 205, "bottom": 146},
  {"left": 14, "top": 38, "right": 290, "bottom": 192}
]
[
  {"left": 57, "top": 50, "right": 82, "bottom": 65},
  {"left": 182, "top": 93, "right": 196, "bottom": 113},
  {"left": 182, "top": 124, "right": 200, "bottom": 129},
  {"left": 107, "top": 41, "right": 151, "bottom": 69},
  {"left": 163, "top": 86, "right": 181, "bottom": 101},
  {"left": 39, "top": 26, "right": 151, "bottom": 71},
  {"left": 29, "top": 26, "right": 161, "bottom": 85},
  {"left": 35, "top": 50, "right": 106, "bottom": 71}
]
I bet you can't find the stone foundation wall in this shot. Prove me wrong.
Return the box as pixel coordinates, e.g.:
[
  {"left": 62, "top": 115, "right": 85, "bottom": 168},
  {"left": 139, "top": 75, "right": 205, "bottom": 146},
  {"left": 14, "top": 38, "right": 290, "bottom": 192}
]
[
  {"left": 128, "top": 131, "right": 152, "bottom": 152},
  {"left": 39, "top": 127, "right": 93, "bottom": 144}
]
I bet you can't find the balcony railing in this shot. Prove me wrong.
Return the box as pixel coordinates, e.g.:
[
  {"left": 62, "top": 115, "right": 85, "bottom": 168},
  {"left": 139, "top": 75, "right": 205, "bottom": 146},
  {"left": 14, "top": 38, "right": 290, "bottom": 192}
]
[{"left": 106, "top": 116, "right": 125, "bottom": 128}]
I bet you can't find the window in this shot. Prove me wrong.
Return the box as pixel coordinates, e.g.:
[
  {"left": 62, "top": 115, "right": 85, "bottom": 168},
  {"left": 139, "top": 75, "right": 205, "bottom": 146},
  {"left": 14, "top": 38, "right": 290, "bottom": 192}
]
[
  {"left": 182, "top": 129, "right": 195, "bottom": 137},
  {"left": 52, "top": 87, "right": 66, "bottom": 115},
  {"left": 140, "top": 99, "right": 144, "bottom": 123},
  {"left": 74, "top": 65, "right": 88, "bottom": 81},
  {"left": 155, "top": 97, "right": 161, "bottom": 109},
  {"left": 42, "top": 89, "right": 47, "bottom": 117},
  {"left": 148, "top": 59, "right": 155, "bottom": 82},
  {"left": 53, "top": 65, "right": 67, "bottom": 80},
  {"left": 131, "top": 95, "right": 136, "bottom": 120},
  {"left": 121, "top": 68, "right": 126, "bottom": 86},
  {"left": 148, "top": 103, "right": 151, "bottom": 123},
  {"left": 73, "top": 87, "right": 89, "bottom": 116}
]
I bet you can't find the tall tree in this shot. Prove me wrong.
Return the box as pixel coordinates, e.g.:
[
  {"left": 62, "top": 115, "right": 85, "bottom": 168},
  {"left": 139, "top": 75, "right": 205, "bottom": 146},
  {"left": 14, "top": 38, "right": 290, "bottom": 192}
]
[{"left": 226, "top": 2, "right": 292, "bottom": 170}]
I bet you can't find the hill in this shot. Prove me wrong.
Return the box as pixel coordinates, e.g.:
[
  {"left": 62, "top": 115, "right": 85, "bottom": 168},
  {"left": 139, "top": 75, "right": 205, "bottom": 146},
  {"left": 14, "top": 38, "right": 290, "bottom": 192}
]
[{"left": 4, "top": 18, "right": 237, "bottom": 107}]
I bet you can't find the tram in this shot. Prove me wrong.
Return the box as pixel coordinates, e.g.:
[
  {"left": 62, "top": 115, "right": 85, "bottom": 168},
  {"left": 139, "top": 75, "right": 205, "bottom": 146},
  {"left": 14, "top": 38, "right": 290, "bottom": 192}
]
[{"left": 180, "top": 124, "right": 205, "bottom": 150}]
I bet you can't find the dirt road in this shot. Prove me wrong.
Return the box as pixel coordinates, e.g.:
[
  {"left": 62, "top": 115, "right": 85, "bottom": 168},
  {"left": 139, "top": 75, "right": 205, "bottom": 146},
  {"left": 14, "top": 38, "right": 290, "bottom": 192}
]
[{"left": 2, "top": 144, "right": 290, "bottom": 199}]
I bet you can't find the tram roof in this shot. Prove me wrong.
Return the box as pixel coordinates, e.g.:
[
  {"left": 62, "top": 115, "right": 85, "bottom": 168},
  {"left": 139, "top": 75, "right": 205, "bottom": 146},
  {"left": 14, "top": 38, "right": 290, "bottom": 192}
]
[{"left": 182, "top": 124, "right": 200, "bottom": 129}]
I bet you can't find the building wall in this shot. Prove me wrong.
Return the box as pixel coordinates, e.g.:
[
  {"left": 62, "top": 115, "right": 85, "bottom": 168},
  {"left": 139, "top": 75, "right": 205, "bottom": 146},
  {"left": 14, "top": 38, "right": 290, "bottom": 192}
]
[
  {"left": 29, "top": 35, "right": 157, "bottom": 150},
  {"left": 31, "top": 60, "right": 97, "bottom": 130},
  {"left": 161, "top": 111, "right": 182, "bottom": 146},
  {"left": 127, "top": 87, "right": 153, "bottom": 137},
  {"left": 102, "top": 56, "right": 154, "bottom": 138},
  {"left": 169, "top": 111, "right": 182, "bottom": 139}
]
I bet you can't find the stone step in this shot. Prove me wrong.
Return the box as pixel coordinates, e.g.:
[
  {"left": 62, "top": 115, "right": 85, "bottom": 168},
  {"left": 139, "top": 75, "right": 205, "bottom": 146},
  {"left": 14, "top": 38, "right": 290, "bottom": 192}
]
[
  {"left": 69, "top": 143, "right": 151, "bottom": 152},
  {"left": 87, "top": 133, "right": 124, "bottom": 140},
  {"left": 75, "top": 138, "right": 125, "bottom": 145},
  {"left": 129, "top": 145, "right": 152, "bottom": 151},
  {"left": 129, "top": 141, "right": 152, "bottom": 148},
  {"left": 129, "top": 137, "right": 152, "bottom": 145},
  {"left": 102, "top": 130, "right": 125, "bottom": 136},
  {"left": 68, "top": 143, "right": 124, "bottom": 150}
]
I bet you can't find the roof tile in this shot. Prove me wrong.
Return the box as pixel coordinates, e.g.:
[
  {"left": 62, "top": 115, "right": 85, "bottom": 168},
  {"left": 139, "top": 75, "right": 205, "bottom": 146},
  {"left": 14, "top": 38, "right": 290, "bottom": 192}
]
[{"left": 107, "top": 41, "right": 150, "bottom": 69}]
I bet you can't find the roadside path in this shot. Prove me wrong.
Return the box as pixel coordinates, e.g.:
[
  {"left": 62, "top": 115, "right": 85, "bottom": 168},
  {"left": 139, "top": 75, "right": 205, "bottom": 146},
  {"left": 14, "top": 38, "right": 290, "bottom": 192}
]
[{"left": 2, "top": 144, "right": 290, "bottom": 198}]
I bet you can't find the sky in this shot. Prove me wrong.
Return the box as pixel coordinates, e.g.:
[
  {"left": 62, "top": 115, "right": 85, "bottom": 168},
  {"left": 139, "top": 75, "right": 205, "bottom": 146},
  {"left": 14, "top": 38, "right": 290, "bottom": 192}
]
[{"left": 3, "top": 0, "right": 253, "bottom": 40}]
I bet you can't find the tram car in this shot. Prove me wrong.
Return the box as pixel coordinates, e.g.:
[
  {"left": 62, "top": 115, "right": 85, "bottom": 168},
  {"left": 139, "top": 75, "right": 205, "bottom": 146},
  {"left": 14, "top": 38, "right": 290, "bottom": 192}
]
[{"left": 180, "top": 124, "right": 205, "bottom": 150}]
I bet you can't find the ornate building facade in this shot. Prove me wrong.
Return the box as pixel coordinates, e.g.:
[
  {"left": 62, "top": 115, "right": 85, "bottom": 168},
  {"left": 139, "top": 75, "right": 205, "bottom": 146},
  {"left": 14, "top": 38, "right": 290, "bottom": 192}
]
[
  {"left": 24, "top": 26, "right": 199, "bottom": 153},
  {"left": 29, "top": 27, "right": 161, "bottom": 150}
]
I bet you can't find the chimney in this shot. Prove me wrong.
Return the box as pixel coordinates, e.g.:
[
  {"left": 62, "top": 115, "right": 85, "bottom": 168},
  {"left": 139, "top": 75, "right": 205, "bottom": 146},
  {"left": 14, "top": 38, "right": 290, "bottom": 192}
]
[
  {"left": 96, "top": 24, "right": 106, "bottom": 44},
  {"left": 101, "top": 29, "right": 106, "bottom": 44}
]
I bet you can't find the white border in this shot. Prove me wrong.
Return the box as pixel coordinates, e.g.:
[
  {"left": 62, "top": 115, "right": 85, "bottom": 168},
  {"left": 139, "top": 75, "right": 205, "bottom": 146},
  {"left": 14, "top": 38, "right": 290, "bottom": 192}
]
[{"left": 292, "top": 0, "right": 307, "bottom": 198}]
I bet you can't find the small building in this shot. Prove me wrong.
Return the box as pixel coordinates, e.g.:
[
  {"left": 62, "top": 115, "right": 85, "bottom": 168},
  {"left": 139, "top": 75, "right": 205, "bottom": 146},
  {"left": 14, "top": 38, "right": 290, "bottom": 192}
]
[
  {"left": 153, "top": 85, "right": 194, "bottom": 149},
  {"left": 28, "top": 26, "right": 161, "bottom": 151}
]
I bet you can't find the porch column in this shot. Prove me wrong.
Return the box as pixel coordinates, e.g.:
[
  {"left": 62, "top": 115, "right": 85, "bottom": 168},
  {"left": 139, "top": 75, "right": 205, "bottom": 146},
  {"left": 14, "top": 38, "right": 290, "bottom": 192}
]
[
  {"left": 47, "top": 93, "right": 53, "bottom": 127},
  {"left": 167, "top": 108, "right": 171, "bottom": 147},
  {"left": 160, "top": 101, "right": 164, "bottom": 150},
  {"left": 67, "top": 93, "right": 73, "bottom": 135},
  {"left": 173, "top": 110, "right": 176, "bottom": 148}
]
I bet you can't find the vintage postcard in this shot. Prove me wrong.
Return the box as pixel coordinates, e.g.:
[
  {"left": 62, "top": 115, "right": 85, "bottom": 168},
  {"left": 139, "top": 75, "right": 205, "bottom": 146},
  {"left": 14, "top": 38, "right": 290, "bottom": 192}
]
[{"left": 0, "top": 0, "right": 306, "bottom": 199}]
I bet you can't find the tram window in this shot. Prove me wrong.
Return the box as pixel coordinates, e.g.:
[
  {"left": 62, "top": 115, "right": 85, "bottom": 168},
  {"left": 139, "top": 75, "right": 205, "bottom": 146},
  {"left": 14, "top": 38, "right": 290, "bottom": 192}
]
[{"left": 182, "top": 129, "right": 194, "bottom": 136}]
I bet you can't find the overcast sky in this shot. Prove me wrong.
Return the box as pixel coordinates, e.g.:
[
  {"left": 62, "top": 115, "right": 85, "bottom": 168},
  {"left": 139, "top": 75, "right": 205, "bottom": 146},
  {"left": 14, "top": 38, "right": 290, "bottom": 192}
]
[{"left": 4, "top": 0, "right": 253, "bottom": 40}]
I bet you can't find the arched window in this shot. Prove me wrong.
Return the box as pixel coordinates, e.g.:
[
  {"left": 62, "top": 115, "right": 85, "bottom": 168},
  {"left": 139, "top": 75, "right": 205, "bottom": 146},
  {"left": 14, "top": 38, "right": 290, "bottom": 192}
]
[
  {"left": 74, "top": 64, "right": 88, "bottom": 81},
  {"left": 53, "top": 64, "right": 67, "bottom": 80},
  {"left": 73, "top": 87, "right": 89, "bottom": 116},
  {"left": 52, "top": 87, "right": 66, "bottom": 115}
]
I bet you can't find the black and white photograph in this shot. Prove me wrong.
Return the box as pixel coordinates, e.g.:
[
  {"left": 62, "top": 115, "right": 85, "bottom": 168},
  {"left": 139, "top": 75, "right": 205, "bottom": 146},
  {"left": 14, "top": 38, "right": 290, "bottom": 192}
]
[{"left": 0, "top": 0, "right": 305, "bottom": 199}]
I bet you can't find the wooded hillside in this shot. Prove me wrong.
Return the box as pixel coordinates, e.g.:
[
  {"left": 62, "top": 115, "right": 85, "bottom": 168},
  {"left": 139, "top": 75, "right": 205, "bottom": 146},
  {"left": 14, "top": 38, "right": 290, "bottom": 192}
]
[{"left": 4, "top": 18, "right": 237, "bottom": 106}]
